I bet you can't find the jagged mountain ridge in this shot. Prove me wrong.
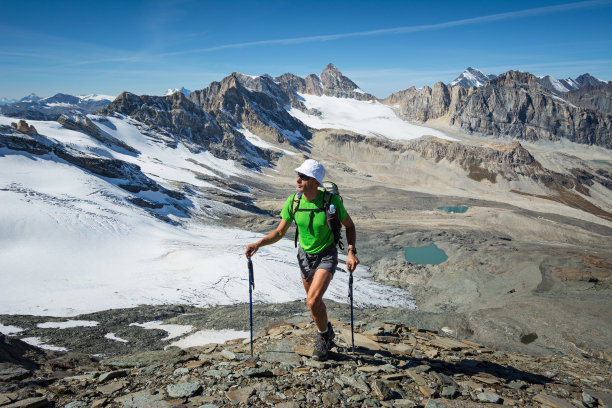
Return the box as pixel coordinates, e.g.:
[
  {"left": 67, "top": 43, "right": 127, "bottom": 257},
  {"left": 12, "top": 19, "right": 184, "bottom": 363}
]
[
  {"left": 0, "top": 93, "right": 114, "bottom": 120},
  {"left": 2, "top": 64, "right": 609, "bottom": 152},
  {"left": 384, "top": 70, "right": 612, "bottom": 148},
  {"left": 187, "top": 73, "right": 311, "bottom": 150},
  {"left": 101, "top": 90, "right": 277, "bottom": 169},
  {"left": 4, "top": 64, "right": 606, "bottom": 209},
  {"left": 186, "top": 64, "right": 374, "bottom": 150},
  {"left": 449, "top": 68, "right": 606, "bottom": 95},
  {"left": 538, "top": 73, "right": 607, "bottom": 95}
]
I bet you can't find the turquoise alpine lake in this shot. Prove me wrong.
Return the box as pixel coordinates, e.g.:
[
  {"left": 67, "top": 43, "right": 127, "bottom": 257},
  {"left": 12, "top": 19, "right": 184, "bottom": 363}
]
[
  {"left": 404, "top": 243, "right": 448, "bottom": 264},
  {"left": 437, "top": 206, "right": 468, "bottom": 213}
]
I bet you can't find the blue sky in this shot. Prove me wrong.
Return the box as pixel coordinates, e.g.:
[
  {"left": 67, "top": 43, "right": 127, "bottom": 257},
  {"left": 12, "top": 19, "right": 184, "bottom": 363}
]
[{"left": 1, "top": 0, "right": 611, "bottom": 99}]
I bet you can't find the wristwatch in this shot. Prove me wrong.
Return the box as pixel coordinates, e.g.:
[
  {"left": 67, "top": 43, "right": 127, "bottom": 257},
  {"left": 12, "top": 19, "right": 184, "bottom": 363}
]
[{"left": 348, "top": 247, "right": 357, "bottom": 255}]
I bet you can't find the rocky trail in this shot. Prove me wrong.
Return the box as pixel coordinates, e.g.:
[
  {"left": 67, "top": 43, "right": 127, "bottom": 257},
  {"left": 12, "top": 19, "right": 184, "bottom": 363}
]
[{"left": 1, "top": 315, "right": 610, "bottom": 408}]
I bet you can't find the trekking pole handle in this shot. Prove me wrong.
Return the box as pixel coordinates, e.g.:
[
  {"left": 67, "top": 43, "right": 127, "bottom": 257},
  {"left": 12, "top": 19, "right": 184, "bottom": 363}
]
[{"left": 248, "top": 257, "right": 254, "bottom": 290}]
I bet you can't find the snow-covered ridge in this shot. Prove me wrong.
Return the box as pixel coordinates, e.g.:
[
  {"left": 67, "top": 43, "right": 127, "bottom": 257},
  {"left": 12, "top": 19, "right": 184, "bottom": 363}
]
[
  {"left": 164, "top": 87, "right": 191, "bottom": 97},
  {"left": 78, "top": 94, "right": 116, "bottom": 102},
  {"left": 288, "top": 93, "right": 455, "bottom": 141},
  {"left": 449, "top": 67, "right": 497, "bottom": 88}
]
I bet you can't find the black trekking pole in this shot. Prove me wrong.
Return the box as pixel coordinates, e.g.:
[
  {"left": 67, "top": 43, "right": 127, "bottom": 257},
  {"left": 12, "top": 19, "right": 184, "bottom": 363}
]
[
  {"left": 348, "top": 273, "right": 355, "bottom": 353},
  {"left": 247, "top": 256, "right": 255, "bottom": 357}
]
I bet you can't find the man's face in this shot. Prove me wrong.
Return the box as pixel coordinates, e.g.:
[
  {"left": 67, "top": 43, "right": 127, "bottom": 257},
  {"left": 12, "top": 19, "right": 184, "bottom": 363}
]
[{"left": 296, "top": 172, "right": 314, "bottom": 192}]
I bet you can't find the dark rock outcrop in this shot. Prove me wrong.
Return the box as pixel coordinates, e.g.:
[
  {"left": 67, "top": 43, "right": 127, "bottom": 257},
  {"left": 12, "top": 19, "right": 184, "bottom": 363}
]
[
  {"left": 10, "top": 120, "right": 37, "bottom": 135},
  {"left": 0, "top": 334, "right": 45, "bottom": 370}
]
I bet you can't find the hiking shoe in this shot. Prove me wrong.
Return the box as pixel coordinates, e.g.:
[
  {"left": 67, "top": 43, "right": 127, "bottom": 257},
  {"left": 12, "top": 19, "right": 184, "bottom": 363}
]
[{"left": 312, "top": 322, "right": 335, "bottom": 361}]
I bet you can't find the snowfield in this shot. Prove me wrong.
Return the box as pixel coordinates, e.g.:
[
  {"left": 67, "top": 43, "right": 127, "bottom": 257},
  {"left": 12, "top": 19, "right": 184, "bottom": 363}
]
[
  {"left": 0, "top": 114, "right": 417, "bottom": 317},
  {"left": 288, "top": 94, "right": 455, "bottom": 141}
]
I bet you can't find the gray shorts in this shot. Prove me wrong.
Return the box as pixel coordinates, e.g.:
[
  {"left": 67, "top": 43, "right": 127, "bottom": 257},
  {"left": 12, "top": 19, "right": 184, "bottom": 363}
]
[{"left": 297, "top": 245, "right": 338, "bottom": 281}]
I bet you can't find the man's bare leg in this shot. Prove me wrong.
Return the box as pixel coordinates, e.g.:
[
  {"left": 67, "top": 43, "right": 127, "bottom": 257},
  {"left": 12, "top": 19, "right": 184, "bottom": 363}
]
[{"left": 302, "top": 268, "right": 333, "bottom": 332}]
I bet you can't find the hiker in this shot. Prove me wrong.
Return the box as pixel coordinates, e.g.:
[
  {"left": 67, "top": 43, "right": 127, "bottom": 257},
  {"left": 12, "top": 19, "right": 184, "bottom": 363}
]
[{"left": 245, "top": 159, "right": 359, "bottom": 360}]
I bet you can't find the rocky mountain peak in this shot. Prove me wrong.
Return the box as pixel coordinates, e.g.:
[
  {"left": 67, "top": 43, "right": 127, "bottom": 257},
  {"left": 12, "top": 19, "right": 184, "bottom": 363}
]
[
  {"left": 489, "top": 70, "right": 543, "bottom": 90},
  {"left": 41, "top": 93, "right": 81, "bottom": 105},
  {"left": 449, "top": 67, "right": 497, "bottom": 88},
  {"left": 19, "top": 93, "right": 41, "bottom": 102},
  {"left": 317, "top": 63, "right": 375, "bottom": 101},
  {"left": 165, "top": 87, "right": 191, "bottom": 97},
  {"left": 322, "top": 63, "right": 340, "bottom": 74},
  {"left": 575, "top": 73, "right": 606, "bottom": 88},
  {"left": 537, "top": 73, "right": 606, "bottom": 95}
]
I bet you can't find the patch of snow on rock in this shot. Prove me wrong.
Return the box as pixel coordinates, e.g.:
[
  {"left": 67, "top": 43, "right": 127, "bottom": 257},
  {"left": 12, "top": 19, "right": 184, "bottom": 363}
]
[
  {"left": 105, "top": 332, "right": 129, "bottom": 343},
  {"left": 21, "top": 337, "right": 68, "bottom": 352},
  {"left": 37, "top": 320, "right": 99, "bottom": 329},
  {"left": 0, "top": 324, "right": 24, "bottom": 335},
  {"left": 167, "top": 329, "right": 250, "bottom": 349},
  {"left": 130, "top": 321, "right": 194, "bottom": 340}
]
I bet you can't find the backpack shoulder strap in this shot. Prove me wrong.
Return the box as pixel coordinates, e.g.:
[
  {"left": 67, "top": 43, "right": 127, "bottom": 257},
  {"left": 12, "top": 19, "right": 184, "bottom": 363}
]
[
  {"left": 323, "top": 191, "right": 333, "bottom": 209},
  {"left": 291, "top": 192, "right": 302, "bottom": 221},
  {"left": 292, "top": 192, "right": 302, "bottom": 248}
]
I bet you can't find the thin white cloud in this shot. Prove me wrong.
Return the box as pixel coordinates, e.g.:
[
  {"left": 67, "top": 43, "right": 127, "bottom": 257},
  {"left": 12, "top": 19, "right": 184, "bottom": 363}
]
[{"left": 156, "top": 0, "right": 611, "bottom": 57}]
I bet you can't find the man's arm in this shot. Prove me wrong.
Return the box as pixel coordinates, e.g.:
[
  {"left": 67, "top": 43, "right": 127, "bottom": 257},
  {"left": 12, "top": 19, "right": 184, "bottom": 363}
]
[
  {"left": 245, "top": 219, "right": 292, "bottom": 257},
  {"left": 341, "top": 214, "right": 359, "bottom": 273}
]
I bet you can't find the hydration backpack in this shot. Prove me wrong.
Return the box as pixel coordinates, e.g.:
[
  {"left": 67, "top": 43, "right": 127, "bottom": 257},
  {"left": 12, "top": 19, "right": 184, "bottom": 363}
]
[{"left": 291, "top": 181, "right": 345, "bottom": 250}]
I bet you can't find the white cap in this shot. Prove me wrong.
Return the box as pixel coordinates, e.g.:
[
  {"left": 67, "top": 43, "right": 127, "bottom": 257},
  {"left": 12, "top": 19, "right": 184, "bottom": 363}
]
[{"left": 294, "top": 159, "right": 325, "bottom": 185}]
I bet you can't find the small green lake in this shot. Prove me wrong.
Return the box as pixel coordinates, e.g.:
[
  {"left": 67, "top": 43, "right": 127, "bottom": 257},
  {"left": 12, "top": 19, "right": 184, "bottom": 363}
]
[
  {"left": 438, "top": 206, "right": 468, "bottom": 213},
  {"left": 404, "top": 243, "right": 448, "bottom": 264}
]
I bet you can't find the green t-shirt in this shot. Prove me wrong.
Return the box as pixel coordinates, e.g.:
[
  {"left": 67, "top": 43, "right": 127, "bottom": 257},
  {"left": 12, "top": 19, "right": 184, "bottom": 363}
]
[{"left": 281, "top": 190, "right": 347, "bottom": 254}]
